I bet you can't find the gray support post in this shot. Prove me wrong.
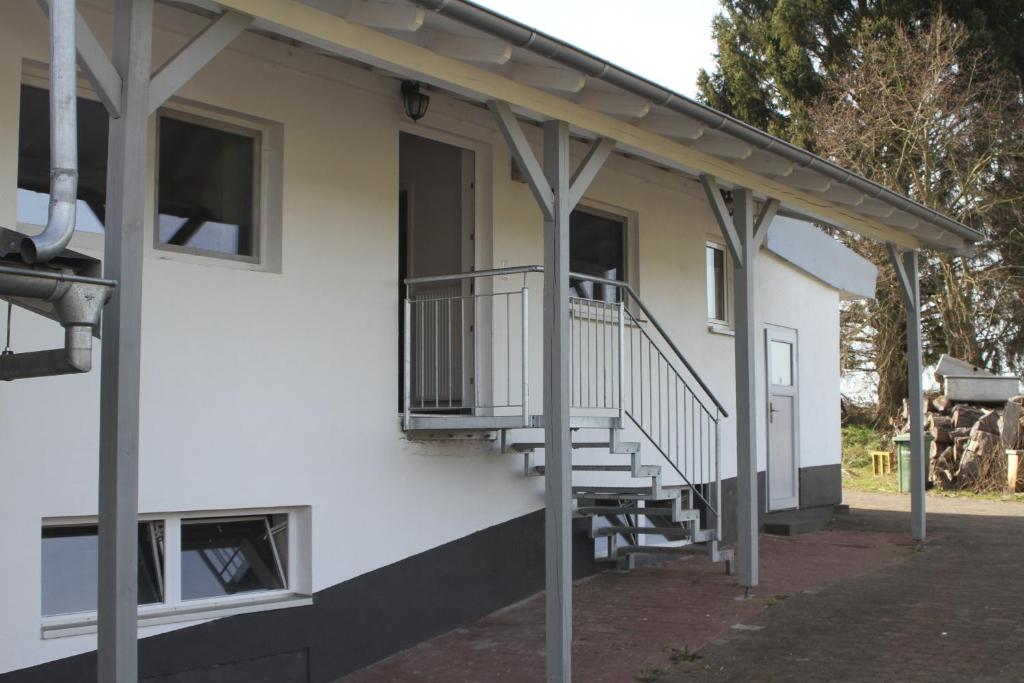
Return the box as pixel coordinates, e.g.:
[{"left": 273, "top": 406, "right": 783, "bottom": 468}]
[
  {"left": 542, "top": 118, "right": 572, "bottom": 683},
  {"left": 730, "top": 188, "right": 759, "bottom": 588},
  {"left": 97, "top": 1, "right": 151, "bottom": 681},
  {"left": 888, "top": 245, "right": 926, "bottom": 540}
]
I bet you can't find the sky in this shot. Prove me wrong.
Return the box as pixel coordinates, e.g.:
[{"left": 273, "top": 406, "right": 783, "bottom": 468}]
[{"left": 472, "top": 0, "right": 722, "bottom": 98}]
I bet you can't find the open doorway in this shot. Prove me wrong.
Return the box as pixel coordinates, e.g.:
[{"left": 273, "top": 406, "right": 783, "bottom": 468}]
[{"left": 398, "top": 132, "right": 475, "bottom": 412}]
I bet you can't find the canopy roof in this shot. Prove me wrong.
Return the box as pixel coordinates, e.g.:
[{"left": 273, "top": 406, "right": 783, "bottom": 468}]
[{"left": 177, "top": 0, "right": 983, "bottom": 254}]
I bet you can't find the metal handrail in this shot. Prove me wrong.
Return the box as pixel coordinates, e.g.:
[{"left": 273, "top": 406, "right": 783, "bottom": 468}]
[
  {"left": 404, "top": 264, "right": 543, "bottom": 286},
  {"left": 567, "top": 270, "right": 729, "bottom": 418},
  {"left": 403, "top": 264, "right": 727, "bottom": 417}
]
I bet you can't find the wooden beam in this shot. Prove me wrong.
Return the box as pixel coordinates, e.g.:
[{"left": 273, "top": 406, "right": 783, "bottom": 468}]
[
  {"left": 433, "top": 34, "right": 511, "bottom": 64},
  {"left": 700, "top": 175, "right": 742, "bottom": 263},
  {"left": 576, "top": 91, "right": 650, "bottom": 119},
  {"left": 691, "top": 135, "right": 753, "bottom": 160},
  {"left": 752, "top": 198, "right": 780, "bottom": 250},
  {"left": 638, "top": 114, "right": 705, "bottom": 140},
  {"left": 858, "top": 198, "right": 896, "bottom": 218},
  {"left": 148, "top": 10, "right": 252, "bottom": 113},
  {"left": 741, "top": 152, "right": 794, "bottom": 177},
  {"left": 346, "top": 0, "right": 424, "bottom": 31},
  {"left": 568, "top": 137, "right": 615, "bottom": 208},
  {"left": 207, "top": 0, "right": 925, "bottom": 250},
  {"left": 788, "top": 168, "right": 832, "bottom": 192},
  {"left": 37, "top": 0, "right": 122, "bottom": 117},
  {"left": 822, "top": 183, "right": 865, "bottom": 206},
  {"left": 885, "top": 210, "right": 921, "bottom": 230},
  {"left": 511, "top": 65, "right": 586, "bottom": 93},
  {"left": 488, "top": 100, "right": 553, "bottom": 219}
]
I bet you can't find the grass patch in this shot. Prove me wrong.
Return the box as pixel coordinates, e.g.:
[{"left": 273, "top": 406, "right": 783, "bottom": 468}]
[{"left": 842, "top": 424, "right": 1024, "bottom": 502}]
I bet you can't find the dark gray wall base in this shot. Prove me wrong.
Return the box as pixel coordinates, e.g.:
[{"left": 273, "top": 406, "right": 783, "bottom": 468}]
[
  {"left": 2, "top": 510, "right": 598, "bottom": 683},
  {"left": 799, "top": 464, "right": 842, "bottom": 509},
  {"left": 716, "top": 463, "right": 842, "bottom": 543}
]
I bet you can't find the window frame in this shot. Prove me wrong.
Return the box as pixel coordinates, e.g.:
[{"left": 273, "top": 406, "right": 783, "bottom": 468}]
[
  {"left": 16, "top": 64, "right": 283, "bottom": 272},
  {"left": 705, "top": 240, "right": 733, "bottom": 332},
  {"left": 152, "top": 107, "right": 264, "bottom": 264},
  {"left": 40, "top": 507, "right": 311, "bottom": 639}
]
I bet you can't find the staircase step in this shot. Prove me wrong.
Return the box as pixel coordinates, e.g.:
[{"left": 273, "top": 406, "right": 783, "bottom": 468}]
[
  {"left": 511, "top": 441, "right": 638, "bottom": 452},
  {"left": 531, "top": 465, "right": 635, "bottom": 475},
  {"left": 615, "top": 542, "right": 697, "bottom": 555},
  {"left": 573, "top": 484, "right": 690, "bottom": 500},
  {"left": 577, "top": 506, "right": 700, "bottom": 521},
  {"left": 593, "top": 525, "right": 693, "bottom": 539}
]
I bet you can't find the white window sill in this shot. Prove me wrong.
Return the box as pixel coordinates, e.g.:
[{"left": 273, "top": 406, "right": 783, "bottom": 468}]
[
  {"left": 41, "top": 592, "right": 312, "bottom": 640},
  {"left": 707, "top": 322, "right": 735, "bottom": 337}
]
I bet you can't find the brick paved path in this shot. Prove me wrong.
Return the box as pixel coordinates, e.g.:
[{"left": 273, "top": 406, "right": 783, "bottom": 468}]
[{"left": 662, "top": 491, "right": 1024, "bottom": 682}]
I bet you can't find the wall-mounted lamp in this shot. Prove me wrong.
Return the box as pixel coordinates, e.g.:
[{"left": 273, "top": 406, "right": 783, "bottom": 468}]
[{"left": 401, "top": 81, "right": 430, "bottom": 122}]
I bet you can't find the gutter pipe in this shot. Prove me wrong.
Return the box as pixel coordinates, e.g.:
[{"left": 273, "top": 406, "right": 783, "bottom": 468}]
[
  {"left": 22, "top": 0, "right": 79, "bottom": 264},
  {"left": 0, "top": 266, "right": 115, "bottom": 381},
  {"left": 414, "top": 0, "right": 982, "bottom": 245}
]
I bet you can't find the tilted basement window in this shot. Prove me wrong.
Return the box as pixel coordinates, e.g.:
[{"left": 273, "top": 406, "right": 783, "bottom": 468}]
[
  {"left": 40, "top": 510, "right": 309, "bottom": 638},
  {"left": 156, "top": 113, "right": 261, "bottom": 261},
  {"left": 180, "top": 515, "right": 288, "bottom": 600}
]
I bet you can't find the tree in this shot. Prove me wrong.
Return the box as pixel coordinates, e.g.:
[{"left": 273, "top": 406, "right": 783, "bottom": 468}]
[
  {"left": 810, "top": 16, "right": 1024, "bottom": 421},
  {"left": 700, "top": 2, "right": 1024, "bottom": 423}
]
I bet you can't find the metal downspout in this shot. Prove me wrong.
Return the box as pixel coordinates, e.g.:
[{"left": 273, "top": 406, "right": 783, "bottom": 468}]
[
  {"left": 415, "top": 0, "right": 981, "bottom": 245},
  {"left": 22, "top": 0, "right": 79, "bottom": 264}
]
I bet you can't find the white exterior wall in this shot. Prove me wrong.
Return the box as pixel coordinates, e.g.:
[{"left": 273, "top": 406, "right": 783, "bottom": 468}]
[{"left": 0, "top": 0, "right": 840, "bottom": 672}]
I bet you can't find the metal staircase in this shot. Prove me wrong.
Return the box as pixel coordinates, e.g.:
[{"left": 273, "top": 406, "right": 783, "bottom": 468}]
[{"left": 402, "top": 265, "right": 733, "bottom": 571}]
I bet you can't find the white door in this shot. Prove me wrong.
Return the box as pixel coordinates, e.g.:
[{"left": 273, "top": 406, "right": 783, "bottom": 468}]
[{"left": 766, "top": 326, "right": 799, "bottom": 511}]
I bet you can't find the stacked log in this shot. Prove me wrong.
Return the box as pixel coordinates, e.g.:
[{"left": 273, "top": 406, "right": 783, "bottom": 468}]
[{"left": 900, "top": 395, "right": 1024, "bottom": 492}]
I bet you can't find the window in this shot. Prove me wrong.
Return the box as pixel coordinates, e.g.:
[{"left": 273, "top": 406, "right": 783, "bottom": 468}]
[
  {"left": 706, "top": 243, "right": 729, "bottom": 324},
  {"left": 40, "top": 510, "right": 309, "bottom": 638},
  {"left": 181, "top": 515, "right": 287, "bottom": 600},
  {"left": 17, "top": 84, "right": 109, "bottom": 234},
  {"left": 569, "top": 208, "right": 626, "bottom": 303},
  {"left": 156, "top": 113, "right": 260, "bottom": 260},
  {"left": 41, "top": 522, "right": 164, "bottom": 617},
  {"left": 769, "top": 339, "right": 794, "bottom": 386}
]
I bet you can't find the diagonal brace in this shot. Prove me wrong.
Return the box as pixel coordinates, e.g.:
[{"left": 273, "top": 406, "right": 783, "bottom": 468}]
[
  {"left": 148, "top": 11, "right": 252, "bottom": 114},
  {"left": 37, "top": 0, "right": 123, "bottom": 118},
  {"left": 488, "top": 100, "right": 554, "bottom": 220},
  {"left": 752, "top": 198, "right": 780, "bottom": 251},
  {"left": 887, "top": 243, "right": 918, "bottom": 310},
  {"left": 700, "top": 175, "right": 743, "bottom": 263},
  {"left": 568, "top": 137, "right": 615, "bottom": 209}
]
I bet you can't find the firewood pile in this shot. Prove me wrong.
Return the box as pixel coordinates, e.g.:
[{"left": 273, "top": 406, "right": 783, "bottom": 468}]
[{"left": 895, "top": 394, "right": 1024, "bottom": 492}]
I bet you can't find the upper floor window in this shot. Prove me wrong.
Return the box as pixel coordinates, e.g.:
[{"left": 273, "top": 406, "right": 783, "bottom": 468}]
[
  {"left": 569, "top": 208, "right": 626, "bottom": 303},
  {"left": 156, "top": 113, "right": 260, "bottom": 261},
  {"left": 16, "top": 84, "right": 108, "bottom": 234},
  {"left": 706, "top": 242, "right": 729, "bottom": 325}
]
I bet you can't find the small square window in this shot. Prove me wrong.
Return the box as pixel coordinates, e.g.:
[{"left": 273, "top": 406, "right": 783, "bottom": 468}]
[
  {"left": 156, "top": 114, "right": 260, "bottom": 260},
  {"left": 41, "top": 522, "right": 164, "bottom": 617},
  {"left": 180, "top": 515, "right": 287, "bottom": 600},
  {"left": 706, "top": 243, "right": 728, "bottom": 323}
]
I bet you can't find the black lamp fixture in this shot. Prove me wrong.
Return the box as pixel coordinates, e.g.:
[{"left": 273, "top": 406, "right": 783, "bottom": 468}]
[{"left": 401, "top": 81, "right": 430, "bottom": 122}]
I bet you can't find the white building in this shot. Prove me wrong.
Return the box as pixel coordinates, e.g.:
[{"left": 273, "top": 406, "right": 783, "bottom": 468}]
[{"left": 0, "top": 1, "right": 979, "bottom": 681}]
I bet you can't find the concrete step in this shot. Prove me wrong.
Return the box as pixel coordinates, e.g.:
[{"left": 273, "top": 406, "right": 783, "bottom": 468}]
[
  {"left": 763, "top": 506, "right": 834, "bottom": 536},
  {"left": 511, "top": 440, "right": 639, "bottom": 453},
  {"left": 615, "top": 542, "right": 697, "bottom": 555},
  {"left": 530, "top": 464, "right": 660, "bottom": 475}
]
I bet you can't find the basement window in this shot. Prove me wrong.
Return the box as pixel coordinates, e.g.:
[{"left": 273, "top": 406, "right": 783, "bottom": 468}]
[
  {"left": 41, "top": 522, "right": 164, "bottom": 617},
  {"left": 40, "top": 509, "right": 310, "bottom": 639},
  {"left": 155, "top": 112, "right": 260, "bottom": 261},
  {"left": 16, "top": 84, "right": 109, "bottom": 234},
  {"left": 181, "top": 515, "right": 288, "bottom": 600}
]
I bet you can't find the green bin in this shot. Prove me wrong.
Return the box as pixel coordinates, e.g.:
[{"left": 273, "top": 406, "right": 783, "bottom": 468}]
[{"left": 894, "top": 433, "right": 934, "bottom": 493}]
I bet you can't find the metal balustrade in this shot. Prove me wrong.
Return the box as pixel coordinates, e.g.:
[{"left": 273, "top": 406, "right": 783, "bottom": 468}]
[{"left": 403, "top": 265, "right": 725, "bottom": 537}]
